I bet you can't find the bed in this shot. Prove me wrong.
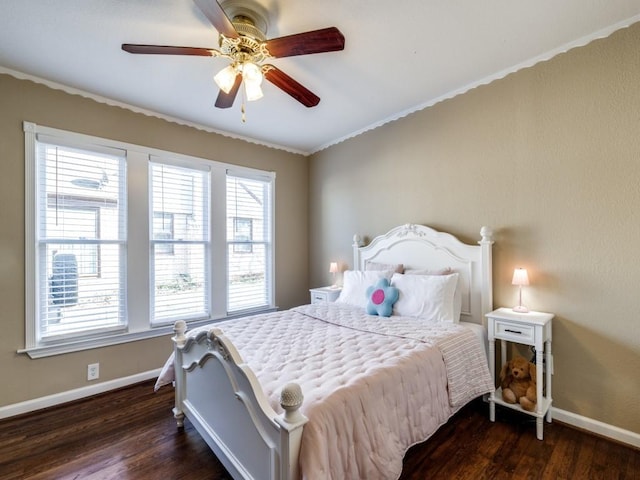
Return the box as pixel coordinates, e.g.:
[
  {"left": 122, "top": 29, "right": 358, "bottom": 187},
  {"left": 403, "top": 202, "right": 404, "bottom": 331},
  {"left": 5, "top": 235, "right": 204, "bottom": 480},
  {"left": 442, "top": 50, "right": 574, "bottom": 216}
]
[{"left": 159, "top": 224, "right": 495, "bottom": 480}]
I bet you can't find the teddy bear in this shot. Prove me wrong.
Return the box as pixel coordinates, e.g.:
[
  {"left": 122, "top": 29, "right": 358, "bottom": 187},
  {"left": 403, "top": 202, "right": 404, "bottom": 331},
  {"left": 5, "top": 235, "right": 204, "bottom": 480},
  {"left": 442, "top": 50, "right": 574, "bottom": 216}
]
[{"left": 500, "top": 355, "right": 537, "bottom": 412}]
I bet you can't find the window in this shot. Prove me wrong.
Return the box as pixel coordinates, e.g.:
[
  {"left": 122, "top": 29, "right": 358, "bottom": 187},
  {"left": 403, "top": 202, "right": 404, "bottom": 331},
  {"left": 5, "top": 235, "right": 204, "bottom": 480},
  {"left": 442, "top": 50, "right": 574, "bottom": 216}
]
[
  {"left": 23, "top": 122, "right": 275, "bottom": 357},
  {"left": 35, "top": 139, "right": 126, "bottom": 342},
  {"left": 226, "top": 174, "right": 273, "bottom": 313},
  {"left": 150, "top": 162, "right": 210, "bottom": 324}
]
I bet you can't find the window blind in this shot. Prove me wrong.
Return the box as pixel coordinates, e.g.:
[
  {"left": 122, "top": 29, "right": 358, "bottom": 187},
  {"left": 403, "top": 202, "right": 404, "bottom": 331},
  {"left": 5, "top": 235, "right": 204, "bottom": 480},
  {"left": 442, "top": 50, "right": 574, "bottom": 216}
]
[
  {"left": 150, "top": 162, "right": 210, "bottom": 324},
  {"left": 226, "top": 173, "right": 273, "bottom": 313},
  {"left": 36, "top": 141, "right": 126, "bottom": 340}
]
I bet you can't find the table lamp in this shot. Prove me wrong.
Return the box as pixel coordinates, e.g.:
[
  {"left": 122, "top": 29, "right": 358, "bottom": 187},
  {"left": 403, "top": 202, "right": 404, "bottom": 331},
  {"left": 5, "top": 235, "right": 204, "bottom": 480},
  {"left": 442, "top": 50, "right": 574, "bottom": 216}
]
[
  {"left": 512, "top": 268, "right": 530, "bottom": 313},
  {"left": 329, "top": 262, "right": 339, "bottom": 288}
]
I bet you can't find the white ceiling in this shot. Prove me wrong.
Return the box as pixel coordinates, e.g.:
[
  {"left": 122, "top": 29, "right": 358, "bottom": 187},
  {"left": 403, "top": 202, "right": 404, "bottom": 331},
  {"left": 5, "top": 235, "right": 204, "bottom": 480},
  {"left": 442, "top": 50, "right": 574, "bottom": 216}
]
[{"left": 1, "top": 1, "right": 639, "bottom": 155}]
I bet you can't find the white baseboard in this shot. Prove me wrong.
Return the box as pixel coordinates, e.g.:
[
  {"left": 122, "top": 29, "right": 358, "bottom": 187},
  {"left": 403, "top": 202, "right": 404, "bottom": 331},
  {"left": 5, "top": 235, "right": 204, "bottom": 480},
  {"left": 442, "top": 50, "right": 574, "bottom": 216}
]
[
  {"left": 552, "top": 407, "right": 640, "bottom": 449},
  {"left": 0, "top": 368, "right": 161, "bottom": 420}
]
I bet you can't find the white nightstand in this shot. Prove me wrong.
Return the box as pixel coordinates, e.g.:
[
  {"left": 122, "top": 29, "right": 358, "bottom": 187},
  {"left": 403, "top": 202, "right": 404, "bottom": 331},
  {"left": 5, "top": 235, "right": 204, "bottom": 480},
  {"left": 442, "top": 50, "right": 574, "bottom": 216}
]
[
  {"left": 486, "top": 307, "right": 554, "bottom": 440},
  {"left": 309, "top": 286, "right": 341, "bottom": 304}
]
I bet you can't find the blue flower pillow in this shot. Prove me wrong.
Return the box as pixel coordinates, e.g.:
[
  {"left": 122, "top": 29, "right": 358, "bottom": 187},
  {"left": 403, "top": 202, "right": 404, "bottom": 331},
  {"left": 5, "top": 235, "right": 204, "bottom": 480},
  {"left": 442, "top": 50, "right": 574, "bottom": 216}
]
[{"left": 366, "top": 278, "right": 399, "bottom": 317}]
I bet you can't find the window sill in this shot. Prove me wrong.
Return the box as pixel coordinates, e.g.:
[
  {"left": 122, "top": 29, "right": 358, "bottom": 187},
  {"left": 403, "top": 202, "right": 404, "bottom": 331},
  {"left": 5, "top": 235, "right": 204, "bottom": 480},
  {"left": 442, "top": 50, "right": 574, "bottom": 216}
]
[{"left": 18, "top": 307, "right": 277, "bottom": 359}]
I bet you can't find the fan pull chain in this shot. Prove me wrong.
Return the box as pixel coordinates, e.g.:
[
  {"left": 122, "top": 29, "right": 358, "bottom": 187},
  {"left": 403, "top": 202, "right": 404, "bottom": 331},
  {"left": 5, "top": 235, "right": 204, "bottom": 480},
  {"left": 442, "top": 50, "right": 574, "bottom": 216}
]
[{"left": 241, "top": 84, "right": 247, "bottom": 123}]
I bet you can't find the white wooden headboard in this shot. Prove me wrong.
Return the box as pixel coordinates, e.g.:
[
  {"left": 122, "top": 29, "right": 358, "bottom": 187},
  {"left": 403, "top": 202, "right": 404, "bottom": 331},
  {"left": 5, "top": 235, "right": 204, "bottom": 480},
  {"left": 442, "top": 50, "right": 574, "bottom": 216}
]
[{"left": 353, "top": 224, "right": 494, "bottom": 326}]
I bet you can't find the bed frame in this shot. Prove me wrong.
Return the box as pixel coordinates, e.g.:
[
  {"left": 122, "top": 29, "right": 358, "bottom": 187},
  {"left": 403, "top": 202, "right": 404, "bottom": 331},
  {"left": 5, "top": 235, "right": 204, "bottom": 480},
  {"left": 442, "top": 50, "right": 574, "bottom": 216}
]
[{"left": 171, "top": 224, "right": 493, "bottom": 480}]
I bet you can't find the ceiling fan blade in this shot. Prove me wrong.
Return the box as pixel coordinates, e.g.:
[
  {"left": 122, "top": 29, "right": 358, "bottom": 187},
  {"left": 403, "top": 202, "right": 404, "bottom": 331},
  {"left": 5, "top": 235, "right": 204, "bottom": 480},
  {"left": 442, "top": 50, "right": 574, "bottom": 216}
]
[
  {"left": 215, "top": 74, "right": 242, "bottom": 108},
  {"left": 263, "top": 66, "right": 320, "bottom": 107},
  {"left": 193, "top": 0, "right": 239, "bottom": 38},
  {"left": 122, "top": 44, "right": 214, "bottom": 56},
  {"left": 264, "top": 27, "right": 345, "bottom": 58}
]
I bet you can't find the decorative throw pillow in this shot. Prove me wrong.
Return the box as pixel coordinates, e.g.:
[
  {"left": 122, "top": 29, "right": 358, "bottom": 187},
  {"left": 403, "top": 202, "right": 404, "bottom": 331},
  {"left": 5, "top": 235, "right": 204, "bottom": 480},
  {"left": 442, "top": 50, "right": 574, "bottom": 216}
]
[
  {"left": 404, "top": 267, "right": 453, "bottom": 276},
  {"left": 366, "top": 278, "right": 399, "bottom": 317},
  {"left": 365, "top": 261, "right": 405, "bottom": 274}
]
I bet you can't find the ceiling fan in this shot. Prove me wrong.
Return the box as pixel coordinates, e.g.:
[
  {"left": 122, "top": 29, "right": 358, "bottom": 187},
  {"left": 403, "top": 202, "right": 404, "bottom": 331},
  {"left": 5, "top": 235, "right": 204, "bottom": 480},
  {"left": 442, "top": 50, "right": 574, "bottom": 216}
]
[{"left": 122, "top": 0, "right": 345, "bottom": 117}]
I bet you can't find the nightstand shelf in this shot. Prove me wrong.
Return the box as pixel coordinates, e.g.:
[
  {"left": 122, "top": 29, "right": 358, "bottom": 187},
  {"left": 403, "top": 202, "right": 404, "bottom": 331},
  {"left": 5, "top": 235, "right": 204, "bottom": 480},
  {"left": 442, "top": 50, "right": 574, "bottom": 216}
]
[
  {"left": 486, "top": 307, "right": 554, "bottom": 440},
  {"left": 309, "top": 286, "right": 341, "bottom": 304},
  {"left": 492, "top": 387, "right": 553, "bottom": 418}
]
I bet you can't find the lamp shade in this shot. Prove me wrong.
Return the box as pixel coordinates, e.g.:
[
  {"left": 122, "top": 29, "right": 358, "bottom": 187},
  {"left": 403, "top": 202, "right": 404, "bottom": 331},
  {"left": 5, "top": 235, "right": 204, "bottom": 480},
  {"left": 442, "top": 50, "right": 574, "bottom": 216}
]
[
  {"left": 241, "top": 62, "right": 264, "bottom": 101},
  {"left": 329, "top": 262, "right": 338, "bottom": 274},
  {"left": 242, "top": 62, "right": 263, "bottom": 84},
  {"left": 512, "top": 268, "right": 529, "bottom": 286},
  {"left": 244, "top": 81, "right": 264, "bottom": 101},
  {"left": 214, "top": 64, "right": 238, "bottom": 94}
]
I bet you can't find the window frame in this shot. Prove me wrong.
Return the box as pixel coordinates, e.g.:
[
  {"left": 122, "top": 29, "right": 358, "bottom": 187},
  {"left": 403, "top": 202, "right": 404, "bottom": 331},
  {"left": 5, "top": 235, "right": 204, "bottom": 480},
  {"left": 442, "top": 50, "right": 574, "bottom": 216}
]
[{"left": 22, "top": 122, "right": 276, "bottom": 358}]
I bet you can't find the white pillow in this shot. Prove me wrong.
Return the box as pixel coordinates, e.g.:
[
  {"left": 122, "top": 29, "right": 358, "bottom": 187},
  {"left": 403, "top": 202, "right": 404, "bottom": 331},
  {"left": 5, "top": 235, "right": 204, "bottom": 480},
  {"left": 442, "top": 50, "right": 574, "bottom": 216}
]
[
  {"left": 336, "top": 270, "right": 394, "bottom": 308},
  {"left": 391, "top": 272, "right": 459, "bottom": 322},
  {"left": 404, "top": 268, "right": 462, "bottom": 322}
]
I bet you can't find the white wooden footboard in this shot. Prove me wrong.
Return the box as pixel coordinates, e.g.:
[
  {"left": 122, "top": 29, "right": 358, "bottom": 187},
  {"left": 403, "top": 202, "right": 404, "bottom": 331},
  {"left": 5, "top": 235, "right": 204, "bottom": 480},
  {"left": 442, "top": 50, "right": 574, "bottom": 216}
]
[{"left": 172, "top": 321, "right": 308, "bottom": 480}]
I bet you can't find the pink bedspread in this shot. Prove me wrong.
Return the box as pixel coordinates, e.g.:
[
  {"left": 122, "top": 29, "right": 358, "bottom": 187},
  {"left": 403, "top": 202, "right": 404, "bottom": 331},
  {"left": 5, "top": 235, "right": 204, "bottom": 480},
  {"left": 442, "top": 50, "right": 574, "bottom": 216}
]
[{"left": 157, "top": 303, "right": 493, "bottom": 479}]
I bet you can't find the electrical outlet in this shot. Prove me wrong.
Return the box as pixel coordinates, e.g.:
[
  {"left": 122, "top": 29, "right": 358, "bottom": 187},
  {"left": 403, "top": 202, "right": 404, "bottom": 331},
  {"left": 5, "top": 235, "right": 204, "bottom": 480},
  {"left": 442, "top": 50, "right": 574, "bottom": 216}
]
[{"left": 87, "top": 363, "right": 99, "bottom": 381}]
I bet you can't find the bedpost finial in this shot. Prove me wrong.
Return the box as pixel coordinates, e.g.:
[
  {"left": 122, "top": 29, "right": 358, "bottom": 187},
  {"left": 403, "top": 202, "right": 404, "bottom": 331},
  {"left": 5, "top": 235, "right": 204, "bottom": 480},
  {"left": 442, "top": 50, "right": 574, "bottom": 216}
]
[
  {"left": 173, "top": 320, "right": 187, "bottom": 346},
  {"left": 353, "top": 234, "right": 363, "bottom": 247},
  {"left": 174, "top": 320, "right": 187, "bottom": 334},
  {"left": 280, "top": 382, "right": 305, "bottom": 423},
  {"left": 280, "top": 382, "right": 303, "bottom": 408},
  {"left": 480, "top": 226, "right": 493, "bottom": 243}
]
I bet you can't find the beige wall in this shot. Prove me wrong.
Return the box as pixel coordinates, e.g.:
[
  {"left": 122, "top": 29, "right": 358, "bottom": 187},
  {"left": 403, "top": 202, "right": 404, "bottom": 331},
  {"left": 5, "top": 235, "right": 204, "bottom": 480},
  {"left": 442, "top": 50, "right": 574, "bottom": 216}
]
[
  {"left": 0, "top": 74, "right": 309, "bottom": 406},
  {"left": 310, "top": 24, "right": 640, "bottom": 434}
]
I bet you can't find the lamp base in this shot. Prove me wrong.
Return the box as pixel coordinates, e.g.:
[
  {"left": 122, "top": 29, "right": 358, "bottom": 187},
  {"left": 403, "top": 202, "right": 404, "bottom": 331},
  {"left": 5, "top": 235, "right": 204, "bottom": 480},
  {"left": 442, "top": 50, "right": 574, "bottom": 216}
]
[{"left": 513, "top": 305, "right": 529, "bottom": 313}]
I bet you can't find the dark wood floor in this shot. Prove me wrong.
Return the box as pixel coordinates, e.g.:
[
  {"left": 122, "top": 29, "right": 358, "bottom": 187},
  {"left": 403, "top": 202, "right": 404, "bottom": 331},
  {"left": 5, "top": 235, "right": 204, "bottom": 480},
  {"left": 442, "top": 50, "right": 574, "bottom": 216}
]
[{"left": 1, "top": 381, "right": 638, "bottom": 479}]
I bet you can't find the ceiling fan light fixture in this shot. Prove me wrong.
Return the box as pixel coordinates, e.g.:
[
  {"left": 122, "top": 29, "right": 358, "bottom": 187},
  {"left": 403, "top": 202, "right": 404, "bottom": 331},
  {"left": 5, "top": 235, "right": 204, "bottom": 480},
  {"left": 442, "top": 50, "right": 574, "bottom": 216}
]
[
  {"left": 235, "top": 61, "right": 263, "bottom": 101},
  {"left": 244, "top": 80, "right": 263, "bottom": 101},
  {"left": 214, "top": 64, "right": 238, "bottom": 93},
  {"left": 123, "top": 1, "right": 345, "bottom": 112},
  {"left": 241, "top": 61, "right": 263, "bottom": 85}
]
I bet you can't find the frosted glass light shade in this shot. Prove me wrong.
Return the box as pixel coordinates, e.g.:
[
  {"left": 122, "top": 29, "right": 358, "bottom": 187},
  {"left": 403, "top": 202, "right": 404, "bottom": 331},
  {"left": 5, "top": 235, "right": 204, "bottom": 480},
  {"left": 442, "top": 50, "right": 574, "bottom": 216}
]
[
  {"left": 242, "top": 62, "right": 263, "bottom": 84},
  {"left": 242, "top": 62, "right": 264, "bottom": 101},
  {"left": 214, "top": 65, "right": 238, "bottom": 94},
  {"left": 244, "top": 81, "right": 264, "bottom": 101}
]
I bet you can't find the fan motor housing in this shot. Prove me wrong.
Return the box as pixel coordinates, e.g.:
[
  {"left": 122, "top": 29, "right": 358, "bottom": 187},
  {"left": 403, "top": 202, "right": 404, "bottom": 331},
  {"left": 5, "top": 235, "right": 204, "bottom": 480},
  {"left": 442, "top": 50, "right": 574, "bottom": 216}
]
[
  {"left": 218, "top": 0, "right": 270, "bottom": 61},
  {"left": 220, "top": 0, "right": 269, "bottom": 38}
]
